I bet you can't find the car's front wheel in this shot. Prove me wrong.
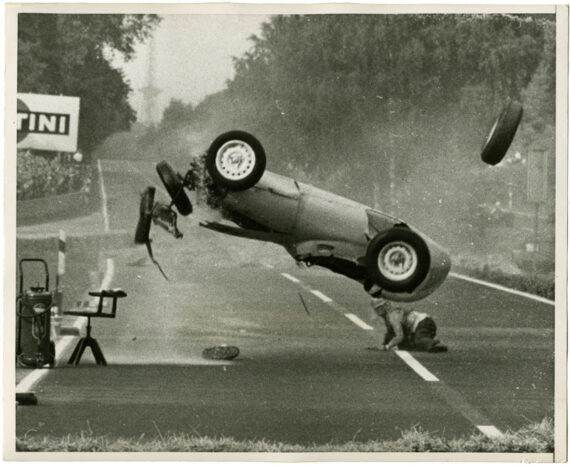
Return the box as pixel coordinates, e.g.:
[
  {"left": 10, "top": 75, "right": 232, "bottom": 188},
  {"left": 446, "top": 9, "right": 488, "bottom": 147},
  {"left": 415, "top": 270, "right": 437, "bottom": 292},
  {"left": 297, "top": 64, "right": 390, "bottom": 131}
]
[
  {"left": 134, "top": 187, "right": 155, "bottom": 245},
  {"left": 206, "top": 131, "right": 266, "bottom": 191},
  {"left": 365, "top": 228, "right": 430, "bottom": 293},
  {"left": 156, "top": 161, "right": 193, "bottom": 216}
]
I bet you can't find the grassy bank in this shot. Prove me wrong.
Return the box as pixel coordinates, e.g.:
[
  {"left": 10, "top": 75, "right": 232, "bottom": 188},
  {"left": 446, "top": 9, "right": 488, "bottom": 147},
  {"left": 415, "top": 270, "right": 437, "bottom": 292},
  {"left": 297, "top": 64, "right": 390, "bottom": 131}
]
[
  {"left": 454, "top": 255, "right": 554, "bottom": 300},
  {"left": 17, "top": 419, "right": 553, "bottom": 453}
]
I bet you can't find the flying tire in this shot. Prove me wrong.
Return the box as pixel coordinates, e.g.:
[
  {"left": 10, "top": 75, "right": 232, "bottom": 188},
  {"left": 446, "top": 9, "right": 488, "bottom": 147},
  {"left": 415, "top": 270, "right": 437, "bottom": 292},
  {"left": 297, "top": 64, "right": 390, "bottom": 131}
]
[{"left": 481, "top": 101, "right": 523, "bottom": 166}]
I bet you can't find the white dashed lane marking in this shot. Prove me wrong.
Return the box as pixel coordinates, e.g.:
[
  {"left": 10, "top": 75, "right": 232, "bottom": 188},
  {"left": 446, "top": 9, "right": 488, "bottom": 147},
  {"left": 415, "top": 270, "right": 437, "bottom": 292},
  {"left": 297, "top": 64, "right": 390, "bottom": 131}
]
[
  {"left": 394, "top": 350, "right": 439, "bottom": 382},
  {"left": 310, "top": 289, "right": 333, "bottom": 303},
  {"left": 344, "top": 313, "right": 374, "bottom": 330},
  {"left": 281, "top": 272, "right": 300, "bottom": 283},
  {"left": 276, "top": 268, "right": 504, "bottom": 439}
]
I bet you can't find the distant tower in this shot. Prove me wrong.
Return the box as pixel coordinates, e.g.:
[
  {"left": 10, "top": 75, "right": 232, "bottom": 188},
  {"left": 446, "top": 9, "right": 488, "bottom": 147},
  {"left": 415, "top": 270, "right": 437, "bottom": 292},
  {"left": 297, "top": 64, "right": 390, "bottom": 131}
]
[{"left": 140, "top": 35, "right": 161, "bottom": 125}]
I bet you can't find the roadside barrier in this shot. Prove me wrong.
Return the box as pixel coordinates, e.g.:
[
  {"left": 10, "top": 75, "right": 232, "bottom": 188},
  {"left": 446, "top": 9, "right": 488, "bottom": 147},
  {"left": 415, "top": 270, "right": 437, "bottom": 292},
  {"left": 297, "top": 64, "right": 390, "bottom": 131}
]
[{"left": 51, "top": 229, "right": 66, "bottom": 337}]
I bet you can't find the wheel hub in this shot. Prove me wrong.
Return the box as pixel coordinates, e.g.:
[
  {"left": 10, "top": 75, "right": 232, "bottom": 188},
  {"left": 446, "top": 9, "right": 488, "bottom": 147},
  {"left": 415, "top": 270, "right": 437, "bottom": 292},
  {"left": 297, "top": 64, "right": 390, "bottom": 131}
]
[
  {"left": 216, "top": 140, "right": 256, "bottom": 180},
  {"left": 378, "top": 241, "right": 418, "bottom": 281}
]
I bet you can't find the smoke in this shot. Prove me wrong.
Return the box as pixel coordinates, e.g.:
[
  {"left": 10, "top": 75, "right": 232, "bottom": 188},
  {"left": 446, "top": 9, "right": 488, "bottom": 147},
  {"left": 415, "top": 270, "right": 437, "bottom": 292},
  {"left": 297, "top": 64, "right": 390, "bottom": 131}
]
[{"left": 121, "top": 101, "right": 545, "bottom": 275}]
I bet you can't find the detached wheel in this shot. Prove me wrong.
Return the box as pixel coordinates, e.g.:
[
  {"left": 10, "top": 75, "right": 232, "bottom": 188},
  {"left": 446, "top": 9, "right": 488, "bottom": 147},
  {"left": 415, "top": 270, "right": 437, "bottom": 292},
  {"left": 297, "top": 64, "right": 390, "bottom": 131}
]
[
  {"left": 366, "top": 228, "right": 430, "bottom": 293},
  {"left": 481, "top": 101, "right": 523, "bottom": 166},
  {"left": 134, "top": 187, "right": 155, "bottom": 244},
  {"left": 156, "top": 161, "right": 193, "bottom": 216},
  {"left": 206, "top": 131, "right": 266, "bottom": 191}
]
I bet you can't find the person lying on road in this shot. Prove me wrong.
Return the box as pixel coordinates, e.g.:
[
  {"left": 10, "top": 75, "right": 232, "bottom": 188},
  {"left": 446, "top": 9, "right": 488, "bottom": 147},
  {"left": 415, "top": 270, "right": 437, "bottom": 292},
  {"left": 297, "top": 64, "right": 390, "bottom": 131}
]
[{"left": 365, "top": 283, "right": 448, "bottom": 353}]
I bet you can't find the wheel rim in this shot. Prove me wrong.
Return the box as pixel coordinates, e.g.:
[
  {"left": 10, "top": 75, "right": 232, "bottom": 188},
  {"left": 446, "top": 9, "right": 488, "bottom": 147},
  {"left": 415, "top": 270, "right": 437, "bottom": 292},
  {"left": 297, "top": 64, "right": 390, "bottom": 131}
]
[
  {"left": 377, "top": 241, "right": 418, "bottom": 282},
  {"left": 215, "top": 140, "right": 256, "bottom": 181}
]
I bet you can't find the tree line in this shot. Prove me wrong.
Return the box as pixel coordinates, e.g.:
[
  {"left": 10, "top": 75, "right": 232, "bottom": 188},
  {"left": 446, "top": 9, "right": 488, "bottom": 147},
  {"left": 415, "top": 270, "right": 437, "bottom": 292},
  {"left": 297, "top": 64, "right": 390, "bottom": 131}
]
[
  {"left": 155, "top": 14, "right": 555, "bottom": 249},
  {"left": 18, "top": 13, "right": 160, "bottom": 153}
]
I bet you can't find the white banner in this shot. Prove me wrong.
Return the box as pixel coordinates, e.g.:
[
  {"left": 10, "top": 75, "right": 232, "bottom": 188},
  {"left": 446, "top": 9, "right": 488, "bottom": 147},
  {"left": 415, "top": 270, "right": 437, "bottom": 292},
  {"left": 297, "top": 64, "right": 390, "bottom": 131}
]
[{"left": 17, "top": 93, "right": 80, "bottom": 152}]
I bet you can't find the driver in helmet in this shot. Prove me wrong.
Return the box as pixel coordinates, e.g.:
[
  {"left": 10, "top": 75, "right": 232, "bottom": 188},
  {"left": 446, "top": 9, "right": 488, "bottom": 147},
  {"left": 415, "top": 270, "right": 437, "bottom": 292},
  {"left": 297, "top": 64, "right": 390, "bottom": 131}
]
[{"left": 365, "top": 283, "right": 448, "bottom": 353}]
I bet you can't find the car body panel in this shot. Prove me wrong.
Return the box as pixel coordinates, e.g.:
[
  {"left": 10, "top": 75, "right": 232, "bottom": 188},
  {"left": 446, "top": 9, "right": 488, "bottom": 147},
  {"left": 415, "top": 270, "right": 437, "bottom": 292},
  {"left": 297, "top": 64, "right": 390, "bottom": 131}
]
[
  {"left": 222, "top": 172, "right": 301, "bottom": 234},
  {"left": 212, "top": 170, "right": 451, "bottom": 302}
]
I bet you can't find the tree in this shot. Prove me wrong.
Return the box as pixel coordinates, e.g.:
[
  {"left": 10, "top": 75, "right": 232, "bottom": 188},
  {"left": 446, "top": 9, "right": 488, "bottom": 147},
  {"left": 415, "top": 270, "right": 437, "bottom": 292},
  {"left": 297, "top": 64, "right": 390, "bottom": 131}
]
[
  {"left": 194, "top": 14, "right": 549, "bottom": 179},
  {"left": 186, "top": 14, "right": 554, "bottom": 250},
  {"left": 18, "top": 14, "right": 161, "bottom": 152},
  {"left": 161, "top": 98, "right": 194, "bottom": 130}
]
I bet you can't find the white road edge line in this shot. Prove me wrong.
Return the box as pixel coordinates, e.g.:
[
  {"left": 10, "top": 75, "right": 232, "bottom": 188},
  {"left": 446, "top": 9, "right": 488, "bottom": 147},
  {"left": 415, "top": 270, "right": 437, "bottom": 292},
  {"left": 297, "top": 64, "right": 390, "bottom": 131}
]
[
  {"left": 281, "top": 272, "right": 300, "bottom": 283},
  {"left": 394, "top": 350, "right": 439, "bottom": 382},
  {"left": 97, "top": 159, "right": 110, "bottom": 233},
  {"left": 16, "top": 258, "right": 115, "bottom": 394},
  {"left": 100, "top": 258, "right": 115, "bottom": 290},
  {"left": 310, "top": 289, "right": 333, "bottom": 303},
  {"left": 344, "top": 313, "right": 374, "bottom": 330},
  {"left": 477, "top": 425, "right": 503, "bottom": 438},
  {"left": 449, "top": 272, "right": 554, "bottom": 306}
]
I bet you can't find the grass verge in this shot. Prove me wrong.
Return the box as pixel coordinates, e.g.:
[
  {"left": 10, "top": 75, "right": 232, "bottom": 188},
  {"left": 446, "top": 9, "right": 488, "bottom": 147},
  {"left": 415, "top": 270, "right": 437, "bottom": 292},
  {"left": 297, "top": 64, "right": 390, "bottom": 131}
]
[
  {"left": 454, "top": 257, "right": 554, "bottom": 300},
  {"left": 17, "top": 418, "right": 553, "bottom": 453}
]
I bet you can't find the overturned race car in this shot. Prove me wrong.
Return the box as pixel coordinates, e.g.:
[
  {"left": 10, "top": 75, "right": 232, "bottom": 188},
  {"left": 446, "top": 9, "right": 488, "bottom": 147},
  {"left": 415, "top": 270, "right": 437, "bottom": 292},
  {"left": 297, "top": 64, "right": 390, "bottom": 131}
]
[{"left": 135, "top": 101, "right": 522, "bottom": 303}]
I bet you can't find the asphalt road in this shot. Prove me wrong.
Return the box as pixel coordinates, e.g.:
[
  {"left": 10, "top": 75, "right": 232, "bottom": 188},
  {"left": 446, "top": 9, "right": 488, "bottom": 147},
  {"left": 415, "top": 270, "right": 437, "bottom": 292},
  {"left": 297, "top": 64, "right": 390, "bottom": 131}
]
[{"left": 16, "top": 159, "right": 554, "bottom": 446}]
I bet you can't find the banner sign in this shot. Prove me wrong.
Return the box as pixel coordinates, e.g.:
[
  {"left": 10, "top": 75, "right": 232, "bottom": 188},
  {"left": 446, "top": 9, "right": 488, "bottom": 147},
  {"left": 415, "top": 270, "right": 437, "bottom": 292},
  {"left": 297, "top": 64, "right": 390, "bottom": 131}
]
[{"left": 17, "top": 93, "right": 80, "bottom": 152}]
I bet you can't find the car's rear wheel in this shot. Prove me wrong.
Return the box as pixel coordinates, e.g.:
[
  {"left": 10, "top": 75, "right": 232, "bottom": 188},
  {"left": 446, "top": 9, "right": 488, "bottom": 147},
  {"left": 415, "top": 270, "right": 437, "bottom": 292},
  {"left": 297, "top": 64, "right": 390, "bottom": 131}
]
[
  {"left": 206, "top": 131, "right": 266, "bottom": 191},
  {"left": 156, "top": 161, "right": 193, "bottom": 216},
  {"left": 365, "top": 228, "right": 430, "bottom": 292},
  {"left": 481, "top": 100, "right": 523, "bottom": 166}
]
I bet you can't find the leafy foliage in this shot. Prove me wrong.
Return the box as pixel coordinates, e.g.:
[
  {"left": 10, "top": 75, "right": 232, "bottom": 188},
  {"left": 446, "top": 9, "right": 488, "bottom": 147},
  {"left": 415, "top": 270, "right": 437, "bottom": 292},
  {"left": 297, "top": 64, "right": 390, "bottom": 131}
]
[
  {"left": 193, "top": 14, "right": 549, "bottom": 170},
  {"left": 18, "top": 14, "right": 160, "bottom": 152},
  {"left": 138, "top": 14, "right": 555, "bottom": 269},
  {"left": 181, "top": 14, "right": 555, "bottom": 253},
  {"left": 162, "top": 99, "right": 194, "bottom": 130}
]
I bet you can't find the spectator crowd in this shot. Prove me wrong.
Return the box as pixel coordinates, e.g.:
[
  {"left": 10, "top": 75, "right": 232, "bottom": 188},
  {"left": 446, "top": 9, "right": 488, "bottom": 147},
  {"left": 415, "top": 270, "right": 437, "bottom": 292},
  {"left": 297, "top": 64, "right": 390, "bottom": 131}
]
[{"left": 17, "top": 150, "right": 91, "bottom": 201}]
